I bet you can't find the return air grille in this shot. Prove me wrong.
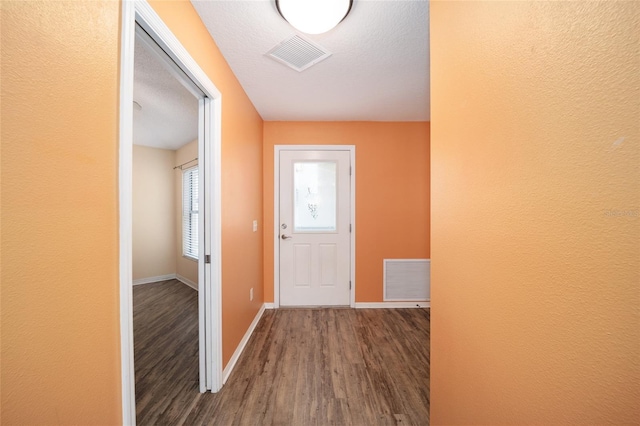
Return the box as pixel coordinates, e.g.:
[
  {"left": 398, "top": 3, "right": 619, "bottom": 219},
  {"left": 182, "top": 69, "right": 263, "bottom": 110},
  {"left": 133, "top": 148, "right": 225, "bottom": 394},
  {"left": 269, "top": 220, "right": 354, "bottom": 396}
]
[
  {"left": 383, "top": 259, "right": 430, "bottom": 301},
  {"left": 266, "top": 35, "right": 332, "bottom": 72}
]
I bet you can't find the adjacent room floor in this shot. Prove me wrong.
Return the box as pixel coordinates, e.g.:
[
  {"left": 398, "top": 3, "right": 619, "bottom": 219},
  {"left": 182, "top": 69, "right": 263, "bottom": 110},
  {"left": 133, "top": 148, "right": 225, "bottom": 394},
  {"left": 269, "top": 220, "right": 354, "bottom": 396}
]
[{"left": 134, "top": 280, "right": 430, "bottom": 425}]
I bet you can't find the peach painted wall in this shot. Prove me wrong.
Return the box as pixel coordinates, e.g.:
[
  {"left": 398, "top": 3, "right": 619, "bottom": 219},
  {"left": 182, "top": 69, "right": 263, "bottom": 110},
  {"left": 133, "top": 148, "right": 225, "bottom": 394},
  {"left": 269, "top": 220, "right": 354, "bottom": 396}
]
[
  {"left": 148, "top": 0, "right": 264, "bottom": 367},
  {"left": 430, "top": 1, "right": 639, "bottom": 424},
  {"left": 1, "top": 1, "right": 122, "bottom": 424},
  {"left": 175, "top": 140, "right": 198, "bottom": 286},
  {"left": 263, "top": 122, "right": 430, "bottom": 303},
  {"left": 133, "top": 145, "right": 177, "bottom": 281}
]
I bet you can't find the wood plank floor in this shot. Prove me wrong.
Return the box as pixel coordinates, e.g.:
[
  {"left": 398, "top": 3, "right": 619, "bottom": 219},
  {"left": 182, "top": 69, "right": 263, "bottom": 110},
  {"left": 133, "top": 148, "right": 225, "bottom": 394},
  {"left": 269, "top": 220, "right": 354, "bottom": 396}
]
[{"left": 134, "top": 280, "right": 430, "bottom": 425}]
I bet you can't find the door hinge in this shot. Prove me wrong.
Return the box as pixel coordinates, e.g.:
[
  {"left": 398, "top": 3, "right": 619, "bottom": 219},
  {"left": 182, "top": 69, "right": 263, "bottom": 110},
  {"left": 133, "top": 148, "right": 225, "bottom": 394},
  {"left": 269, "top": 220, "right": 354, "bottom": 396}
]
[
  {"left": 349, "top": 223, "right": 352, "bottom": 233},
  {"left": 349, "top": 166, "right": 352, "bottom": 176},
  {"left": 349, "top": 281, "right": 352, "bottom": 290},
  {"left": 205, "top": 254, "right": 211, "bottom": 264}
]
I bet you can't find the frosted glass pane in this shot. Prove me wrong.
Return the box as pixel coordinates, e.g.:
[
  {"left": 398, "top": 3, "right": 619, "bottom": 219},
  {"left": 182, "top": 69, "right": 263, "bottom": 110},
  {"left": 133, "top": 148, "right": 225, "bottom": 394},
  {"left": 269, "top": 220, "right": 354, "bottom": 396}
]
[{"left": 294, "top": 162, "right": 337, "bottom": 231}]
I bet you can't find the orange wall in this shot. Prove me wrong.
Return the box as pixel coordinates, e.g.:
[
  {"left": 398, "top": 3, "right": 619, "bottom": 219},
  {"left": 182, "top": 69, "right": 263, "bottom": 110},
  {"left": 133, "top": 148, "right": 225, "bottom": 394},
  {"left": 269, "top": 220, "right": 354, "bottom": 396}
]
[
  {"left": 2, "top": 1, "right": 264, "bottom": 423},
  {"left": 263, "top": 122, "right": 430, "bottom": 303},
  {"left": 1, "top": 1, "right": 122, "bottom": 424},
  {"left": 431, "top": 1, "right": 639, "bottom": 424},
  {"left": 148, "top": 0, "right": 264, "bottom": 367}
]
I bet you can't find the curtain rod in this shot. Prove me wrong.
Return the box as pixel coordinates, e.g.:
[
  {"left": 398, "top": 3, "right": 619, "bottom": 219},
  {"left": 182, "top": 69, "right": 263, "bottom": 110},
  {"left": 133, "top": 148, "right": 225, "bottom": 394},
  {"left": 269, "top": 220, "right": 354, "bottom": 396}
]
[{"left": 173, "top": 157, "right": 198, "bottom": 170}]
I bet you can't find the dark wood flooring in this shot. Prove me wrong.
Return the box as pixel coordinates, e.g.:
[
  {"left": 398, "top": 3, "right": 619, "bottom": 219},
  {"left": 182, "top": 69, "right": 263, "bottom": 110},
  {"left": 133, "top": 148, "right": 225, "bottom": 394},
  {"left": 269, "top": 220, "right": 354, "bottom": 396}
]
[{"left": 134, "top": 280, "right": 430, "bottom": 425}]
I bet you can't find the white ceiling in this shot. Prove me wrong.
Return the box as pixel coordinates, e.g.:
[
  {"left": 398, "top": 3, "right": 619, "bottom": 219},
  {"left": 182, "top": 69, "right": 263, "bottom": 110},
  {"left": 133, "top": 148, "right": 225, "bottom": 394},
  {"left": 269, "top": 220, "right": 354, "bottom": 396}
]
[
  {"left": 191, "top": 0, "right": 430, "bottom": 121},
  {"left": 133, "top": 35, "right": 199, "bottom": 150},
  {"left": 132, "top": 0, "right": 430, "bottom": 151}
]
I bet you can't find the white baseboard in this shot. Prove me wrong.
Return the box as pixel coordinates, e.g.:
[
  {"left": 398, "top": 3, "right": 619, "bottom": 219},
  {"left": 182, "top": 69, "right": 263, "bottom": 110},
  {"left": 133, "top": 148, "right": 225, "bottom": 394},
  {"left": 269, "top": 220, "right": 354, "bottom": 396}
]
[
  {"left": 355, "top": 301, "right": 430, "bottom": 309},
  {"left": 222, "top": 303, "right": 266, "bottom": 384},
  {"left": 176, "top": 274, "right": 198, "bottom": 291},
  {"left": 132, "top": 273, "right": 198, "bottom": 292},
  {"left": 263, "top": 302, "right": 429, "bottom": 309},
  {"left": 132, "top": 274, "right": 176, "bottom": 286}
]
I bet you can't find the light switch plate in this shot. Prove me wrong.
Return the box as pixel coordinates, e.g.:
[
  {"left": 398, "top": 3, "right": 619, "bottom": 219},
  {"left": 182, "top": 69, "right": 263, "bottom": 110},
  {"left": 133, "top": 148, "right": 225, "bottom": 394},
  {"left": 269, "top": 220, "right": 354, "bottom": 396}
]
[{"left": 252, "top": 220, "right": 258, "bottom": 232}]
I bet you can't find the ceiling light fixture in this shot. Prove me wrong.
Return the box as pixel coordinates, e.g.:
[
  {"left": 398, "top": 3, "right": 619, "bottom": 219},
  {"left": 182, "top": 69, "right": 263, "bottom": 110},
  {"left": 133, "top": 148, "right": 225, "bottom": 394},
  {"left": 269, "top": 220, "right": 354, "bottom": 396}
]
[{"left": 276, "top": 0, "right": 353, "bottom": 35}]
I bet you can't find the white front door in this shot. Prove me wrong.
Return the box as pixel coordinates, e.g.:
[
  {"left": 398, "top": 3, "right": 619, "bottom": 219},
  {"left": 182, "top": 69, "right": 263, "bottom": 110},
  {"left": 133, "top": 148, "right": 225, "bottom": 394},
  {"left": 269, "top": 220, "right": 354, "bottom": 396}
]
[{"left": 279, "top": 150, "right": 351, "bottom": 306}]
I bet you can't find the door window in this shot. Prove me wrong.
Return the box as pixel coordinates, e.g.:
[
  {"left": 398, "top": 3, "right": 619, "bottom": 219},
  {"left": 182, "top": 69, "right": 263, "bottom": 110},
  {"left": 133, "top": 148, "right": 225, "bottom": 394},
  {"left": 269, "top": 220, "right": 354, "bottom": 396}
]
[{"left": 293, "top": 161, "right": 337, "bottom": 232}]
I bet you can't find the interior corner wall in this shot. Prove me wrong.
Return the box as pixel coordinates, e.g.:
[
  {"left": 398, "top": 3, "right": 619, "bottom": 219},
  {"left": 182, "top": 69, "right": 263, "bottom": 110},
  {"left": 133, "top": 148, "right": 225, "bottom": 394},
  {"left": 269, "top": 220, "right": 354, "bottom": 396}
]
[
  {"left": 148, "top": 0, "right": 264, "bottom": 368},
  {"left": 1, "top": 1, "right": 122, "bottom": 424},
  {"left": 175, "top": 140, "right": 198, "bottom": 286},
  {"left": 133, "top": 145, "right": 177, "bottom": 281},
  {"left": 263, "top": 122, "right": 430, "bottom": 304},
  {"left": 430, "top": 1, "right": 639, "bottom": 424}
]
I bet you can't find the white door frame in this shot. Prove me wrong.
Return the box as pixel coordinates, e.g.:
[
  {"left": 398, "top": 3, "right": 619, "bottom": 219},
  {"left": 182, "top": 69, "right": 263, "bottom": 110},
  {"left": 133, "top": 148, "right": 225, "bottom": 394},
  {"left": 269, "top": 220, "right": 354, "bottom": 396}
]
[
  {"left": 273, "top": 145, "right": 356, "bottom": 308},
  {"left": 119, "top": 1, "right": 223, "bottom": 425}
]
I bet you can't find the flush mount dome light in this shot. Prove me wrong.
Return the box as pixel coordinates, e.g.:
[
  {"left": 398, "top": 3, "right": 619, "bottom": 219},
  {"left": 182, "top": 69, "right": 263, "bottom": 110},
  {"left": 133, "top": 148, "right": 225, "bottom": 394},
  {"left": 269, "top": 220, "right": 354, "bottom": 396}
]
[{"left": 276, "top": 0, "right": 353, "bottom": 35}]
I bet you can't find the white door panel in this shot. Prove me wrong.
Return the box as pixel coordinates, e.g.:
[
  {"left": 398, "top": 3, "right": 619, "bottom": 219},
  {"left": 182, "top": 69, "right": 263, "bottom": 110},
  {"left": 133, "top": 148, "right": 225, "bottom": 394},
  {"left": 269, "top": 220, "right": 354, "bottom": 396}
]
[{"left": 279, "top": 150, "right": 350, "bottom": 306}]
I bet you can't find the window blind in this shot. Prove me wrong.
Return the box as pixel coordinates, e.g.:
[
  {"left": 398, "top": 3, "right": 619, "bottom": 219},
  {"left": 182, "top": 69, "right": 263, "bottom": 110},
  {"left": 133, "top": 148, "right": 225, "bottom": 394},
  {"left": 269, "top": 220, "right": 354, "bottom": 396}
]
[{"left": 182, "top": 166, "right": 199, "bottom": 259}]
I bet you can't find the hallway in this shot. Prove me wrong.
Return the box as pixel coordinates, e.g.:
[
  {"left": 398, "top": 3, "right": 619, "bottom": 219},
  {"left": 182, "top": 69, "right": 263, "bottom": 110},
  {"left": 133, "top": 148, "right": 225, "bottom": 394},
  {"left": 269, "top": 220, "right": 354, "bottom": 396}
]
[{"left": 134, "top": 280, "right": 430, "bottom": 425}]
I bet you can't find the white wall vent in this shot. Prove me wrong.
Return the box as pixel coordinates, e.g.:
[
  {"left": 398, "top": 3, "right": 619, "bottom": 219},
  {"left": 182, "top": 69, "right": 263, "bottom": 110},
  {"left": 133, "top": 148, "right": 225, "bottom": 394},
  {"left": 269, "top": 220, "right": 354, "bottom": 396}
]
[
  {"left": 383, "top": 259, "right": 430, "bottom": 301},
  {"left": 266, "top": 34, "right": 332, "bottom": 72}
]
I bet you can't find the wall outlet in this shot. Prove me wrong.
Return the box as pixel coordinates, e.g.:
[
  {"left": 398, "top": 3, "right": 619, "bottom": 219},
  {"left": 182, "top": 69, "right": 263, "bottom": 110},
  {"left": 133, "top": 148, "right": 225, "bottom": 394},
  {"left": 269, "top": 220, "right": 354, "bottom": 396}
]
[
  {"left": 252, "top": 220, "right": 258, "bottom": 232},
  {"left": 250, "top": 288, "right": 254, "bottom": 301}
]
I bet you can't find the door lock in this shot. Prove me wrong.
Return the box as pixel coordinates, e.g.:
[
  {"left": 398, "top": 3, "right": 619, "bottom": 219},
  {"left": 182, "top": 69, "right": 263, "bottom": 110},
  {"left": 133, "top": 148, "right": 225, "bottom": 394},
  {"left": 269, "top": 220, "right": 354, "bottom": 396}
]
[{"left": 281, "top": 223, "right": 288, "bottom": 229}]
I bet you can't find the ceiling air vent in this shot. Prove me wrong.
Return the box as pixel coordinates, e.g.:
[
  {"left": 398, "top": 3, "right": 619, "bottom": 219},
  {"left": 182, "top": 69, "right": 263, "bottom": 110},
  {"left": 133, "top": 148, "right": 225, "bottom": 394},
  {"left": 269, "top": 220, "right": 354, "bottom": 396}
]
[{"left": 266, "top": 34, "right": 332, "bottom": 72}]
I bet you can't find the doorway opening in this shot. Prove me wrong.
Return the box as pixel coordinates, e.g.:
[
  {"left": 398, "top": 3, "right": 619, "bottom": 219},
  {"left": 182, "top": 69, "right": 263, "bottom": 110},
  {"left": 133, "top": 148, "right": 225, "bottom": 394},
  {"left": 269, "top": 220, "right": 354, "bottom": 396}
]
[
  {"left": 119, "top": 2, "right": 223, "bottom": 425},
  {"left": 131, "top": 21, "right": 200, "bottom": 423}
]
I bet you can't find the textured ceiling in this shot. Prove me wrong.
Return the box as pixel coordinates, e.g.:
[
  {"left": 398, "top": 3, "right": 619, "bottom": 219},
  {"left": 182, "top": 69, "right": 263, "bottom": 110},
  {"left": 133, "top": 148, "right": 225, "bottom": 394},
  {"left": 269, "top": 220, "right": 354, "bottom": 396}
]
[
  {"left": 133, "top": 35, "right": 199, "bottom": 150},
  {"left": 191, "top": 0, "right": 430, "bottom": 121}
]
